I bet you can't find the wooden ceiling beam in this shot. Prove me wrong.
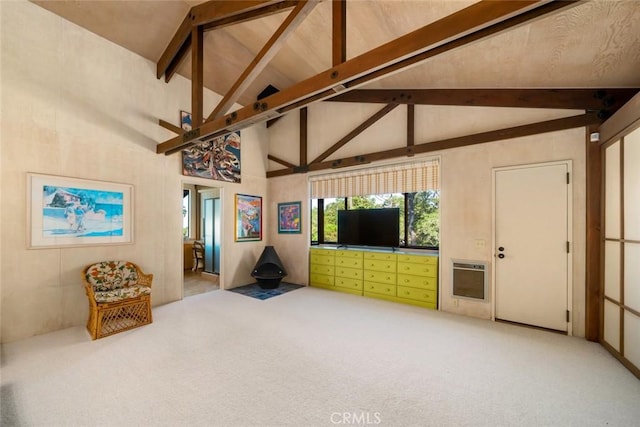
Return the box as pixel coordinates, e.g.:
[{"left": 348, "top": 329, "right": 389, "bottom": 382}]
[
  {"left": 327, "top": 89, "right": 640, "bottom": 112},
  {"left": 157, "top": 0, "right": 296, "bottom": 82},
  {"left": 207, "top": 1, "right": 320, "bottom": 122},
  {"left": 191, "top": 26, "right": 204, "bottom": 127},
  {"left": 201, "top": 1, "right": 298, "bottom": 31},
  {"left": 158, "top": 119, "right": 183, "bottom": 135},
  {"left": 190, "top": 0, "right": 287, "bottom": 27},
  {"left": 407, "top": 104, "right": 415, "bottom": 154},
  {"left": 164, "top": 33, "right": 192, "bottom": 83},
  {"left": 310, "top": 103, "right": 398, "bottom": 164},
  {"left": 158, "top": 0, "right": 571, "bottom": 154},
  {"left": 267, "top": 112, "right": 601, "bottom": 177},
  {"left": 300, "top": 107, "right": 308, "bottom": 166},
  {"left": 268, "top": 154, "right": 297, "bottom": 168},
  {"left": 157, "top": 12, "right": 193, "bottom": 80},
  {"left": 600, "top": 90, "right": 640, "bottom": 144},
  {"left": 332, "top": 0, "right": 347, "bottom": 66}
]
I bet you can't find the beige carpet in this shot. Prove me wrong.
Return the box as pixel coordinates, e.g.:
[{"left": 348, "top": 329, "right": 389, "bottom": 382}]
[{"left": 2, "top": 287, "right": 639, "bottom": 426}]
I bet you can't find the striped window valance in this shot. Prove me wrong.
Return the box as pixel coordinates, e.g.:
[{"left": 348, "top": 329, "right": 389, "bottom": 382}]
[{"left": 309, "top": 158, "right": 440, "bottom": 199}]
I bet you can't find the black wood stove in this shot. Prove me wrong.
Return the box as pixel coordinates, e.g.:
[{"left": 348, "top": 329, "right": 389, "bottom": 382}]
[{"left": 251, "top": 246, "right": 288, "bottom": 289}]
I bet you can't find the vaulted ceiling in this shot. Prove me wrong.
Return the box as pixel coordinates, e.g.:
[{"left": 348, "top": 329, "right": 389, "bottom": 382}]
[
  {"left": 32, "top": 0, "right": 640, "bottom": 160},
  {"left": 33, "top": 0, "right": 640, "bottom": 108}
]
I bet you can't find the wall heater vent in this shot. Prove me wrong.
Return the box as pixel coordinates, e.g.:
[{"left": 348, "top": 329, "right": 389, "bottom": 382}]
[{"left": 452, "top": 260, "right": 488, "bottom": 301}]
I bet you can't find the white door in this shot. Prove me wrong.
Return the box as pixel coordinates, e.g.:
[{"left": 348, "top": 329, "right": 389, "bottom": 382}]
[{"left": 494, "top": 162, "right": 571, "bottom": 332}]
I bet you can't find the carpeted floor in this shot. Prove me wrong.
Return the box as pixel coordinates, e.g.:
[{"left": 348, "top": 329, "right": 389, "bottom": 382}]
[
  {"left": 227, "top": 282, "right": 304, "bottom": 300},
  {"left": 2, "top": 287, "right": 640, "bottom": 426}
]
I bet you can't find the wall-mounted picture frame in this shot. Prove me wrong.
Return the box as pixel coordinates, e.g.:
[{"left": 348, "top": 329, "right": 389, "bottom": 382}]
[
  {"left": 180, "top": 110, "right": 192, "bottom": 131},
  {"left": 27, "top": 173, "right": 134, "bottom": 248},
  {"left": 235, "top": 193, "right": 262, "bottom": 242},
  {"left": 182, "top": 131, "right": 241, "bottom": 183},
  {"left": 278, "top": 201, "right": 301, "bottom": 234}
]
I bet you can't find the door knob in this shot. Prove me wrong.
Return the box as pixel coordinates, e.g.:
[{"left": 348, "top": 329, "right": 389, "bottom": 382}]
[
  {"left": 498, "top": 247, "right": 505, "bottom": 252},
  {"left": 498, "top": 253, "right": 505, "bottom": 259}
]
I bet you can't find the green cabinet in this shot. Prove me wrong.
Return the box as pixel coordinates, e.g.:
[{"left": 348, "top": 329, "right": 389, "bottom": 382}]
[
  {"left": 309, "top": 247, "right": 438, "bottom": 310},
  {"left": 309, "top": 248, "right": 335, "bottom": 290},
  {"left": 334, "top": 250, "right": 363, "bottom": 295}
]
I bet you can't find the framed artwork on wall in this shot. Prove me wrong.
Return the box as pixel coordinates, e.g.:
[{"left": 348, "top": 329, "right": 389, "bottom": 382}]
[
  {"left": 182, "top": 131, "right": 241, "bottom": 183},
  {"left": 278, "top": 201, "right": 301, "bottom": 234},
  {"left": 180, "top": 110, "right": 192, "bottom": 131},
  {"left": 235, "top": 193, "right": 262, "bottom": 242},
  {"left": 27, "top": 173, "right": 134, "bottom": 248}
]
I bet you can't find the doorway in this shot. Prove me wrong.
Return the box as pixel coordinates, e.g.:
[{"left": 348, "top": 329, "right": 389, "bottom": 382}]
[
  {"left": 182, "top": 183, "right": 222, "bottom": 297},
  {"left": 493, "top": 161, "right": 572, "bottom": 334}
]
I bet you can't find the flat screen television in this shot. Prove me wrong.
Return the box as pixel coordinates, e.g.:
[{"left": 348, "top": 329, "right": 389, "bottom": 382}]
[{"left": 337, "top": 208, "right": 400, "bottom": 248}]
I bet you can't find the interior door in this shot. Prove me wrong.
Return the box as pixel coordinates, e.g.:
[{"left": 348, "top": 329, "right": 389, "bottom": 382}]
[
  {"left": 213, "top": 198, "right": 221, "bottom": 274},
  {"left": 494, "top": 162, "right": 570, "bottom": 332},
  {"left": 203, "top": 198, "right": 214, "bottom": 273}
]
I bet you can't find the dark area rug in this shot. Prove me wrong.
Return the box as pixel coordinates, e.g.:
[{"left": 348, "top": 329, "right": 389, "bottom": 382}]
[{"left": 228, "top": 282, "right": 304, "bottom": 300}]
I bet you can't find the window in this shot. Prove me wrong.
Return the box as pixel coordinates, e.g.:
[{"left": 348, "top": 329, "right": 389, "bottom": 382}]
[
  {"left": 182, "top": 189, "right": 190, "bottom": 239},
  {"left": 311, "top": 190, "right": 439, "bottom": 248}
]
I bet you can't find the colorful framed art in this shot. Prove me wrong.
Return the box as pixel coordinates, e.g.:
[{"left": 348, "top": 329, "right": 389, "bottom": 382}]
[
  {"left": 235, "top": 193, "right": 262, "bottom": 242},
  {"left": 27, "top": 173, "right": 133, "bottom": 248},
  {"left": 182, "top": 131, "right": 241, "bottom": 183},
  {"left": 278, "top": 201, "right": 301, "bottom": 234}
]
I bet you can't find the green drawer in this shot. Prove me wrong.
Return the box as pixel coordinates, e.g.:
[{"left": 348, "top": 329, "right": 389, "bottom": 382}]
[
  {"left": 335, "top": 250, "right": 363, "bottom": 259},
  {"left": 397, "top": 254, "right": 438, "bottom": 265},
  {"left": 397, "top": 285, "right": 436, "bottom": 304},
  {"left": 310, "top": 273, "right": 334, "bottom": 287},
  {"left": 363, "top": 270, "right": 396, "bottom": 285},
  {"left": 310, "top": 248, "right": 335, "bottom": 257},
  {"left": 310, "top": 264, "right": 335, "bottom": 276},
  {"left": 364, "top": 281, "right": 397, "bottom": 296},
  {"left": 363, "top": 252, "right": 397, "bottom": 262},
  {"left": 397, "top": 262, "right": 437, "bottom": 277},
  {"left": 335, "top": 277, "right": 363, "bottom": 291},
  {"left": 397, "top": 274, "right": 437, "bottom": 290},
  {"left": 310, "top": 254, "right": 335, "bottom": 266},
  {"left": 335, "top": 256, "right": 363, "bottom": 269},
  {"left": 335, "top": 266, "right": 362, "bottom": 280},
  {"left": 364, "top": 259, "right": 396, "bottom": 273}
]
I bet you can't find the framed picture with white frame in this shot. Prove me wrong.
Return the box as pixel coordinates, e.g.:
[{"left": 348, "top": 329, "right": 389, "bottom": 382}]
[{"left": 27, "top": 173, "right": 134, "bottom": 248}]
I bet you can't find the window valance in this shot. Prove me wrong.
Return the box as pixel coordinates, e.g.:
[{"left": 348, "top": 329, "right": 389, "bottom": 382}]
[{"left": 309, "top": 158, "right": 439, "bottom": 199}]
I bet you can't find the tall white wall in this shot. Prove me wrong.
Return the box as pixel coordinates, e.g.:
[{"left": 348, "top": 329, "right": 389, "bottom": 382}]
[
  {"left": 268, "top": 102, "right": 587, "bottom": 337},
  {"left": 0, "top": 1, "right": 269, "bottom": 342}
]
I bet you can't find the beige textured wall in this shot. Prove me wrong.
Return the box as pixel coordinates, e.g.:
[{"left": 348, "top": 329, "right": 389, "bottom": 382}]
[
  {"left": 0, "top": 0, "right": 4, "bottom": 343},
  {"left": 0, "top": 1, "right": 268, "bottom": 342},
  {"left": 268, "top": 103, "right": 587, "bottom": 337}
]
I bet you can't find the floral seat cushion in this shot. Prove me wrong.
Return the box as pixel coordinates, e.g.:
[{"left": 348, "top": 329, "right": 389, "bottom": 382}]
[
  {"left": 85, "top": 261, "right": 139, "bottom": 292},
  {"left": 93, "top": 285, "right": 152, "bottom": 303}
]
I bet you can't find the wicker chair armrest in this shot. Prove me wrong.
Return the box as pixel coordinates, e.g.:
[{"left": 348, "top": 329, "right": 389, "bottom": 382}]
[{"left": 136, "top": 270, "right": 153, "bottom": 287}]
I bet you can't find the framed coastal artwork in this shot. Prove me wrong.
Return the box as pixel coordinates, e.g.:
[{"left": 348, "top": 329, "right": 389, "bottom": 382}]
[
  {"left": 27, "top": 173, "right": 133, "bottom": 248},
  {"left": 234, "top": 193, "right": 262, "bottom": 242},
  {"left": 182, "top": 131, "right": 241, "bottom": 183},
  {"left": 278, "top": 201, "right": 301, "bottom": 234}
]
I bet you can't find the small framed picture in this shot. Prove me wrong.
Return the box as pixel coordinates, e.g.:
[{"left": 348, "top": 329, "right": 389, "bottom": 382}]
[
  {"left": 235, "top": 194, "right": 262, "bottom": 242},
  {"left": 180, "top": 110, "right": 192, "bottom": 131},
  {"left": 278, "top": 201, "right": 301, "bottom": 234}
]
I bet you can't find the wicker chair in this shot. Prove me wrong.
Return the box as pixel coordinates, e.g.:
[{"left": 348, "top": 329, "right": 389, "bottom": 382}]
[{"left": 82, "top": 261, "right": 153, "bottom": 340}]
